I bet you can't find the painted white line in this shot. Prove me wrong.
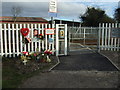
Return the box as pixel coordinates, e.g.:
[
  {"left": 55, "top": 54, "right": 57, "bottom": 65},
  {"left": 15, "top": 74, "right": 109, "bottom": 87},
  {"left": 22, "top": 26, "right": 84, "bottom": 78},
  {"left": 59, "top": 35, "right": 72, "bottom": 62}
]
[
  {"left": 48, "top": 56, "right": 60, "bottom": 71},
  {"left": 70, "top": 43, "right": 119, "bottom": 71},
  {"left": 70, "top": 43, "right": 97, "bottom": 53}
]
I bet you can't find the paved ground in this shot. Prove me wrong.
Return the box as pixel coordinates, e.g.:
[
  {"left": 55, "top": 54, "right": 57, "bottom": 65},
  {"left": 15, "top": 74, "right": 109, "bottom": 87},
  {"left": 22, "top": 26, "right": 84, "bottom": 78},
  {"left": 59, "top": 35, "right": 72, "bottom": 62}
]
[
  {"left": 100, "top": 50, "right": 120, "bottom": 69},
  {"left": 19, "top": 71, "right": 119, "bottom": 88},
  {"left": 54, "top": 51, "right": 118, "bottom": 71},
  {"left": 19, "top": 49, "right": 119, "bottom": 88}
]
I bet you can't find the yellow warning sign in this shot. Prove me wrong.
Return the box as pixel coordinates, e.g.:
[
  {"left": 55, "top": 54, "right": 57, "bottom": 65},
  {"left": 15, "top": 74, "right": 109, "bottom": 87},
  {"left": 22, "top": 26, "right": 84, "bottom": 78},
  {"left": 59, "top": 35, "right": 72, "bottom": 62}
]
[{"left": 60, "top": 30, "right": 64, "bottom": 37}]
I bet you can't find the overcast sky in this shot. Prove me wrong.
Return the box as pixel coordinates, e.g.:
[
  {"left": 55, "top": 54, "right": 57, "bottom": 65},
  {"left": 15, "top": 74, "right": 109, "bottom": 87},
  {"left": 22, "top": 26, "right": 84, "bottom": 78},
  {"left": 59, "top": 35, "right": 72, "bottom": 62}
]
[{"left": 1, "top": 0, "right": 120, "bottom": 22}]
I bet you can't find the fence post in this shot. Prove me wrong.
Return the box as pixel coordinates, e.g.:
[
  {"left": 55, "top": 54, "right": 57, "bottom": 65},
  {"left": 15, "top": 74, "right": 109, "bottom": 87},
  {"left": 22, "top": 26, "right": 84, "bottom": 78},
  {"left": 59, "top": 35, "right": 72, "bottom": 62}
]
[
  {"left": 98, "top": 23, "right": 101, "bottom": 52},
  {"left": 16, "top": 24, "right": 19, "bottom": 56},
  {"left": 8, "top": 24, "right": 11, "bottom": 57},
  {"left": 12, "top": 24, "right": 15, "bottom": 57},
  {"left": 117, "top": 23, "right": 120, "bottom": 51},
  {"left": 52, "top": 24, "right": 55, "bottom": 53},
  {"left": 23, "top": 24, "right": 27, "bottom": 52},
  {"left": 20, "top": 24, "right": 23, "bottom": 53},
  {"left": 101, "top": 23, "right": 105, "bottom": 50},
  {"left": 0, "top": 23, "right": 3, "bottom": 56},
  {"left": 68, "top": 31, "right": 71, "bottom": 54},
  {"left": 114, "top": 23, "right": 118, "bottom": 51},
  {"left": 48, "top": 24, "right": 51, "bottom": 50},
  {"left": 111, "top": 23, "right": 114, "bottom": 51},
  {"left": 83, "top": 28, "right": 86, "bottom": 45},
  {"left": 27, "top": 24, "right": 30, "bottom": 52},
  {"left": 41, "top": 24, "right": 44, "bottom": 50},
  {"left": 108, "top": 23, "right": 111, "bottom": 50},
  {"left": 105, "top": 23, "right": 108, "bottom": 50},
  {"left": 34, "top": 24, "right": 37, "bottom": 51},
  {"left": 31, "top": 24, "right": 34, "bottom": 52},
  {"left": 38, "top": 24, "right": 42, "bottom": 52},
  {"left": 65, "top": 24, "right": 67, "bottom": 55},
  {"left": 4, "top": 24, "right": 8, "bottom": 57},
  {"left": 56, "top": 24, "right": 59, "bottom": 56},
  {"left": 45, "top": 24, "right": 48, "bottom": 51}
]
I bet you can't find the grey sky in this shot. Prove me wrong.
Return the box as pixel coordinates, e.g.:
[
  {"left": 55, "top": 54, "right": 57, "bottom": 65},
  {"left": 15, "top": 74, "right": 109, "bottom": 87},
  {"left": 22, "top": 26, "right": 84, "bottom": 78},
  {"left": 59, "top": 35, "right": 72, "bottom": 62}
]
[
  {"left": 2, "top": 2, "right": 87, "bottom": 21},
  {"left": 1, "top": 1, "right": 119, "bottom": 22}
]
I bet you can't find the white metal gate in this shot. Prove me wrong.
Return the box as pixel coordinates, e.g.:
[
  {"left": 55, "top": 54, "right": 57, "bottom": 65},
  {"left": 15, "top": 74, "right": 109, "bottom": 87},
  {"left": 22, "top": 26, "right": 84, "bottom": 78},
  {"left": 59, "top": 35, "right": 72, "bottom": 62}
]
[
  {"left": 69, "top": 27, "right": 99, "bottom": 51},
  {"left": 68, "top": 23, "right": 120, "bottom": 52}
]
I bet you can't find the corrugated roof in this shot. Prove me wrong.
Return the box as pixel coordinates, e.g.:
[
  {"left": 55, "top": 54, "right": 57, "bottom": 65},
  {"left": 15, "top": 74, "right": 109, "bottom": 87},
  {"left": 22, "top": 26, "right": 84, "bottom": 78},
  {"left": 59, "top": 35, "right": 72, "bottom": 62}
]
[{"left": 0, "top": 16, "right": 48, "bottom": 22}]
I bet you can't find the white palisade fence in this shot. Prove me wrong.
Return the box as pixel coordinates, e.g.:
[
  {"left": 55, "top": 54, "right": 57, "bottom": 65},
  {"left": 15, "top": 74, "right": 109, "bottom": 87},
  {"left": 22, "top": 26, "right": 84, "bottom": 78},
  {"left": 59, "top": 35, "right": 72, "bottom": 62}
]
[
  {"left": 99, "top": 23, "right": 120, "bottom": 51},
  {"left": 0, "top": 23, "right": 55, "bottom": 57},
  {"left": 0, "top": 23, "right": 119, "bottom": 57}
]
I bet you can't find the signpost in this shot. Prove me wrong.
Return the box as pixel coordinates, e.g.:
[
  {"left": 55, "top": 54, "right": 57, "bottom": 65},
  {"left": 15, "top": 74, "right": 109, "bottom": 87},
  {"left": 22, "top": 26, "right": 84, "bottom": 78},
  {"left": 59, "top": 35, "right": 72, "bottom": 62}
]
[{"left": 49, "top": 0, "right": 57, "bottom": 24}]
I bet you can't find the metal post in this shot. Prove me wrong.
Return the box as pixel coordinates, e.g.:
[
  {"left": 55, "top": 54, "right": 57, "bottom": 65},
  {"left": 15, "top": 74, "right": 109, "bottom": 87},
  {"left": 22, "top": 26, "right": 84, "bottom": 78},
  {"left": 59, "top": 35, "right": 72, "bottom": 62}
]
[
  {"left": 83, "top": 28, "right": 86, "bottom": 45},
  {"left": 72, "top": 19, "right": 74, "bottom": 27},
  {"left": 98, "top": 23, "right": 101, "bottom": 52},
  {"left": 56, "top": 24, "right": 59, "bottom": 56},
  {"left": 60, "top": 20, "right": 62, "bottom": 24},
  {"left": 51, "top": 17, "right": 54, "bottom": 24},
  {"left": 65, "top": 24, "right": 67, "bottom": 55},
  {"left": 68, "top": 31, "right": 71, "bottom": 54}
]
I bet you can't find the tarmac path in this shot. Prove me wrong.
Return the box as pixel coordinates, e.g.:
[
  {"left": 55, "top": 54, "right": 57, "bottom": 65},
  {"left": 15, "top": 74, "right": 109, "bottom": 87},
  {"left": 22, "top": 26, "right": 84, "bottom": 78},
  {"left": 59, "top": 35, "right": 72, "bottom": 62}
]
[{"left": 19, "top": 50, "right": 119, "bottom": 88}]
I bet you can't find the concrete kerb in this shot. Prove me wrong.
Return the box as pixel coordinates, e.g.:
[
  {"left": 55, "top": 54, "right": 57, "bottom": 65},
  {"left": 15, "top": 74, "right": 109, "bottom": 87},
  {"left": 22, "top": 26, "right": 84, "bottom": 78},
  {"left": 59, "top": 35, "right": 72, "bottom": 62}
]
[
  {"left": 77, "top": 44, "right": 120, "bottom": 71},
  {"left": 80, "top": 44, "right": 120, "bottom": 71},
  {"left": 48, "top": 44, "right": 120, "bottom": 72},
  {"left": 98, "top": 52, "right": 120, "bottom": 71},
  {"left": 48, "top": 56, "right": 60, "bottom": 72},
  {"left": 87, "top": 46, "right": 120, "bottom": 71}
]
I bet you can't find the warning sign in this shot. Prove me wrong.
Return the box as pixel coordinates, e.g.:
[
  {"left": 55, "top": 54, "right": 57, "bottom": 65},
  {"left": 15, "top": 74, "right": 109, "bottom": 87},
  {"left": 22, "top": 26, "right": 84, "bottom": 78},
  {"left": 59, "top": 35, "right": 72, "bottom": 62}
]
[
  {"left": 60, "top": 30, "right": 64, "bottom": 36},
  {"left": 59, "top": 30, "right": 64, "bottom": 38}
]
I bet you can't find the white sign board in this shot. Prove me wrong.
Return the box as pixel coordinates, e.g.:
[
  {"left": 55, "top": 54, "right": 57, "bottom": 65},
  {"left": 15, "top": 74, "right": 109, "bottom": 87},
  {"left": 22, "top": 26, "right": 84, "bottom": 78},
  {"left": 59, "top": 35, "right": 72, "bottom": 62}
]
[
  {"left": 45, "top": 28, "right": 55, "bottom": 35},
  {"left": 49, "top": 0, "right": 57, "bottom": 13}
]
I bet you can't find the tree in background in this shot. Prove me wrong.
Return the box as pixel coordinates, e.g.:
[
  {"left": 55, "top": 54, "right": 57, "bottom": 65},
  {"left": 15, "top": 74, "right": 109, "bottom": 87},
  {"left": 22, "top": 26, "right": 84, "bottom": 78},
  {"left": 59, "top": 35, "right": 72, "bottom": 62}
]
[
  {"left": 114, "top": 8, "right": 120, "bottom": 22},
  {"left": 79, "top": 7, "right": 115, "bottom": 27},
  {"left": 11, "top": 6, "right": 22, "bottom": 23}
]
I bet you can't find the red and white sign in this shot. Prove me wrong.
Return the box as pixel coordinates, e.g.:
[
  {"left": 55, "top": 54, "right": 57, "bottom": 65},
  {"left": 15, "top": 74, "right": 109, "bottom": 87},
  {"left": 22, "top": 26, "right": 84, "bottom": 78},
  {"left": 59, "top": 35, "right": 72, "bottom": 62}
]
[{"left": 45, "top": 28, "right": 55, "bottom": 35}]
